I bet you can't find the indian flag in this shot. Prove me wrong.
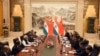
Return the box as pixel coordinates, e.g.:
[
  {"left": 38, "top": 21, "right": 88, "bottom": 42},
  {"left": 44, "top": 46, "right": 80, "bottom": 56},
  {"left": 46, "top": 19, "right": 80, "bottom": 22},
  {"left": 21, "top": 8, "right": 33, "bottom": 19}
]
[
  {"left": 53, "top": 16, "right": 58, "bottom": 35},
  {"left": 43, "top": 20, "right": 48, "bottom": 35},
  {"left": 54, "top": 22, "right": 58, "bottom": 35}
]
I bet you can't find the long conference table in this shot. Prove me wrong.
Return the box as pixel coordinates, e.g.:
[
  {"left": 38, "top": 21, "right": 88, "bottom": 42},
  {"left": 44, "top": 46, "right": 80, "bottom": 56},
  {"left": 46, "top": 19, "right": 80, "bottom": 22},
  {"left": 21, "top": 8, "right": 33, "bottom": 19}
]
[{"left": 16, "top": 36, "right": 78, "bottom": 56}]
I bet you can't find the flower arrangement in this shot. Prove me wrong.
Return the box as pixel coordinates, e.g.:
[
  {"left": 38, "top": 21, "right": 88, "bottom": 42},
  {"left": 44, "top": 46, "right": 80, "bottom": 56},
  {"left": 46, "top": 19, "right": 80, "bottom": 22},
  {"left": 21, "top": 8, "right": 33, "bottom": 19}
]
[{"left": 46, "top": 40, "right": 54, "bottom": 49}]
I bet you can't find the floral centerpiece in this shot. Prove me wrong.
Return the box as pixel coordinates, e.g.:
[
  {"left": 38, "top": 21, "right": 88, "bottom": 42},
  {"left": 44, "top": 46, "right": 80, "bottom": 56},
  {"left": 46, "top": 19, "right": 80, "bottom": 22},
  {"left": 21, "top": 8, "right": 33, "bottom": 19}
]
[{"left": 46, "top": 40, "right": 54, "bottom": 49}]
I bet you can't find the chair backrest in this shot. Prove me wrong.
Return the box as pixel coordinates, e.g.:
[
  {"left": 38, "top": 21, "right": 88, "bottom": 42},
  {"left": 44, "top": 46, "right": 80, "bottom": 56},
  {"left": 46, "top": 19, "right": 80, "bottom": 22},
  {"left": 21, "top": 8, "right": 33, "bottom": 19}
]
[
  {"left": 3, "top": 41, "right": 9, "bottom": 46},
  {"left": 79, "top": 37, "right": 84, "bottom": 41},
  {"left": 83, "top": 39, "right": 89, "bottom": 46},
  {"left": 0, "top": 42, "right": 3, "bottom": 51},
  {"left": 20, "top": 36, "right": 24, "bottom": 41},
  {"left": 93, "top": 44, "right": 100, "bottom": 56},
  {"left": 13, "top": 38, "right": 19, "bottom": 45},
  {"left": 93, "top": 44, "right": 100, "bottom": 50}
]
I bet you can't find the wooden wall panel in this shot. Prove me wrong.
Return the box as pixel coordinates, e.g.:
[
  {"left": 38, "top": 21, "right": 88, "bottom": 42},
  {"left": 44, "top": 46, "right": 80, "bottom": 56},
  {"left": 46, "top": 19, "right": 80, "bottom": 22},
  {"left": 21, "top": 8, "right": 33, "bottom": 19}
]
[{"left": 0, "top": 0, "right": 3, "bottom": 36}]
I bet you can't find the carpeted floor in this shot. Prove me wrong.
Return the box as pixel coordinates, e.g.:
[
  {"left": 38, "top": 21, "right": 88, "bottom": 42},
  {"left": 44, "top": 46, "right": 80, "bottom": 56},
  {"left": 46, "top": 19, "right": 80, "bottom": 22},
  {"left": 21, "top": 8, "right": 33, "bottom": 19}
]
[
  {"left": 41, "top": 46, "right": 56, "bottom": 56},
  {"left": 40, "top": 36, "right": 56, "bottom": 56}
]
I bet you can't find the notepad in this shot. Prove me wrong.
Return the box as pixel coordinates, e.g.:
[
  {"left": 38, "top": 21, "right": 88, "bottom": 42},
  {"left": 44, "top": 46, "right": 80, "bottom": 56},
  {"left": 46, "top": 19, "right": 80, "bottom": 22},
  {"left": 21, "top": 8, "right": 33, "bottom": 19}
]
[
  {"left": 68, "top": 50, "right": 76, "bottom": 54},
  {"left": 21, "top": 49, "right": 29, "bottom": 52},
  {"left": 31, "top": 49, "right": 35, "bottom": 52},
  {"left": 65, "top": 44, "right": 71, "bottom": 47},
  {"left": 25, "top": 45, "right": 31, "bottom": 47}
]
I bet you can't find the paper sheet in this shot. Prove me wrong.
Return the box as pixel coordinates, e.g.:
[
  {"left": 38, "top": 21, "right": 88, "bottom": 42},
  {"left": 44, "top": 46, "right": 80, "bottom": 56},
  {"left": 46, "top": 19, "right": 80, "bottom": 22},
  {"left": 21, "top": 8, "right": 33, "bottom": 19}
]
[{"left": 21, "top": 49, "right": 29, "bottom": 52}]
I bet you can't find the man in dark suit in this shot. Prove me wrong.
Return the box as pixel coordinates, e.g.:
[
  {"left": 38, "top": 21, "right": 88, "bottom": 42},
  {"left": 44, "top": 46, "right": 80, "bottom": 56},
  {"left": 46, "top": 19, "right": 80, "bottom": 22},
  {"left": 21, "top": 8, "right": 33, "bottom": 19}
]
[
  {"left": 65, "top": 31, "right": 71, "bottom": 40},
  {"left": 33, "top": 31, "right": 38, "bottom": 38},
  {"left": 1, "top": 45, "right": 12, "bottom": 56},
  {"left": 75, "top": 41, "right": 88, "bottom": 56},
  {"left": 0, "top": 42, "right": 4, "bottom": 56},
  {"left": 85, "top": 45, "right": 99, "bottom": 56},
  {"left": 12, "top": 40, "right": 24, "bottom": 55},
  {"left": 0, "top": 42, "right": 12, "bottom": 56},
  {"left": 27, "top": 32, "right": 34, "bottom": 42},
  {"left": 92, "top": 44, "right": 100, "bottom": 56},
  {"left": 71, "top": 35, "right": 80, "bottom": 50}
]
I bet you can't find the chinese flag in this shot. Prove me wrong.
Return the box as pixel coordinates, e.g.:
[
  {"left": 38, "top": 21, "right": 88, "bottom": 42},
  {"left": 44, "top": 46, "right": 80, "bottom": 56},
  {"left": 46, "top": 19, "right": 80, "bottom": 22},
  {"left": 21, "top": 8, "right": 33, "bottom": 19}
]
[
  {"left": 47, "top": 17, "right": 54, "bottom": 36},
  {"left": 58, "top": 16, "right": 64, "bottom": 36}
]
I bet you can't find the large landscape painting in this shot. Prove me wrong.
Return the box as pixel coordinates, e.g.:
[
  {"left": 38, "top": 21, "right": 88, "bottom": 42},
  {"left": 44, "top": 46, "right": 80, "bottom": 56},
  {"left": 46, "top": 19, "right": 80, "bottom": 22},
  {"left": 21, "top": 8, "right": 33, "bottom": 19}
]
[{"left": 31, "top": 2, "right": 77, "bottom": 30}]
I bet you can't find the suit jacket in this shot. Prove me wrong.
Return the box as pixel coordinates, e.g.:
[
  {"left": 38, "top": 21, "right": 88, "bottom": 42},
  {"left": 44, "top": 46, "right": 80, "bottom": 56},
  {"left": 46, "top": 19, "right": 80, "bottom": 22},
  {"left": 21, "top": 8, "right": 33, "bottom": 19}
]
[
  {"left": 28, "top": 35, "right": 34, "bottom": 42},
  {"left": 0, "top": 51, "right": 5, "bottom": 56},
  {"left": 65, "top": 32, "right": 70, "bottom": 40},
  {"left": 12, "top": 44, "right": 24, "bottom": 55},
  {"left": 0, "top": 50, "right": 12, "bottom": 56},
  {"left": 89, "top": 51, "right": 99, "bottom": 56},
  {"left": 71, "top": 40, "right": 80, "bottom": 50},
  {"left": 75, "top": 47, "right": 88, "bottom": 56}
]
